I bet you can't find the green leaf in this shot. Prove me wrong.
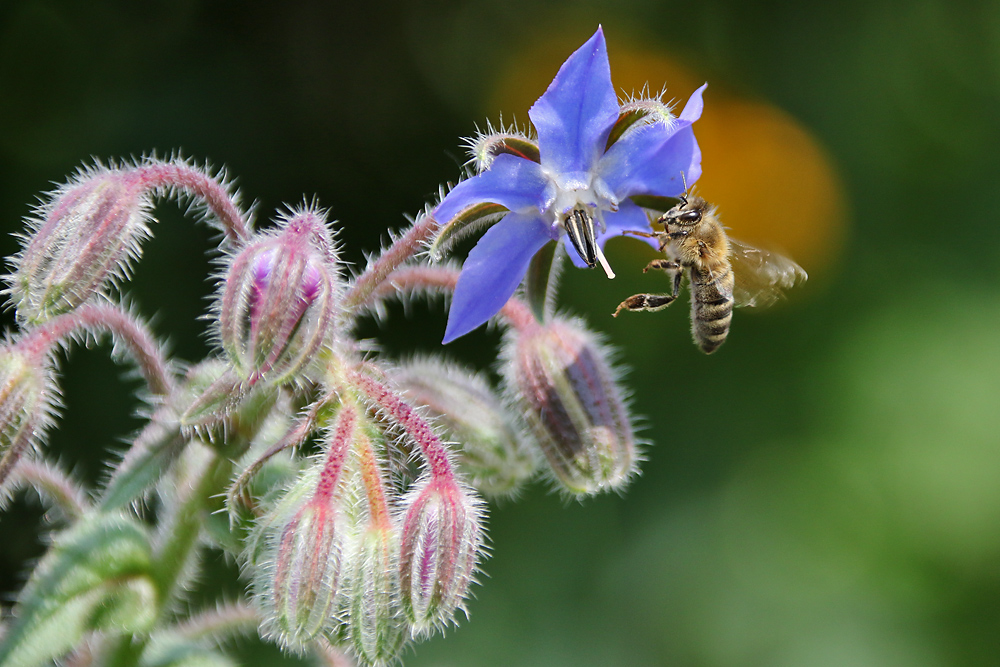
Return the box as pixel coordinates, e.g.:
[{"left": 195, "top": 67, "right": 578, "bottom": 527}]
[{"left": 0, "top": 513, "right": 157, "bottom": 667}]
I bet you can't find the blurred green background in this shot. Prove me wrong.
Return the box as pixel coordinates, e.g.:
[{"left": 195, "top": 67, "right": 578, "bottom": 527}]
[{"left": 2, "top": 0, "right": 1000, "bottom": 665}]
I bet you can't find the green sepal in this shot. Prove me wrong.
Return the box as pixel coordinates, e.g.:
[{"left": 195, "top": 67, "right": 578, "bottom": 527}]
[
  {"left": 605, "top": 99, "right": 675, "bottom": 150},
  {"left": 428, "top": 202, "right": 508, "bottom": 261},
  {"left": 0, "top": 512, "right": 157, "bottom": 667},
  {"left": 472, "top": 134, "right": 540, "bottom": 166},
  {"left": 524, "top": 240, "right": 560, "bottom": 323}
]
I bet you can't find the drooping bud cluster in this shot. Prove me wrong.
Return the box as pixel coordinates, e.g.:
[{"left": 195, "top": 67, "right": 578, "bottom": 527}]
[
  {"left": 218, "top": 206, "right": 340, "bottom": 386},
  {"left": 391, "top": 359, "right": 536, "bottom": 497},
  {"left": 241, "top": 364, "right": 488, "bottom": 665},
  {"left": 7, "top": 166, "right": 154, "bottom": 325},
  {"left": 502, "top": 316, "right": 637, "bottom": 495}
]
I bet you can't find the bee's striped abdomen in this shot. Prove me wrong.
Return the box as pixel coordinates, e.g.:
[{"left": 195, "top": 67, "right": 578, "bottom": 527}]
[{"left": 689, "top": 263, "right": 734, "bottom": 354}]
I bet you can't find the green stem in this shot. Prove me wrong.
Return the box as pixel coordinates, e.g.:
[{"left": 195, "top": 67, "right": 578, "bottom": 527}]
[{"left": 105, "top": 451, "right": 235, "bottom": 667}]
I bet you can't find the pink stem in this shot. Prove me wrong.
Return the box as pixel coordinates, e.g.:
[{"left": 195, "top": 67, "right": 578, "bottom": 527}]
[
  {"left": 15, "top": 303, "right": 174, "bottom": 397},
  {"left": 363, "top": 265, "right": 539, "bottom": 333},
  {"left": 348, "top": 368, "right": 456, "bottom": 483},
  {"left": 342, "top": 212, "right": 439, "bottom": 312},
  {"left": 131, "top": 161, "right": 251, "bottom": 243}
]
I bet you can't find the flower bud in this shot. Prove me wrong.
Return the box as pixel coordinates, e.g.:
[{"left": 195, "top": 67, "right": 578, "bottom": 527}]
[
  {"left": 346, "top": 527, "right": 406, "bottom": 666},
  {"left": 218, "top": 207, "right": 339, "bottom": 385},
  {"left": 0, "top": 346, "right": 56, "bottom": 488},
  {"left": 8, "top": 166, "right": 153, "bottom": 324},
  {"left": 249, "top": 403, "right": 356, "bottom": 650},
  {"left": 391, "top": 359, "right": 536, "bottom": 497},
  {"left": 398, "top": 478, "right": 484, "bottom": 636},
  {"left": 502, "top": 317, "right": 637, "bottom": 495}
]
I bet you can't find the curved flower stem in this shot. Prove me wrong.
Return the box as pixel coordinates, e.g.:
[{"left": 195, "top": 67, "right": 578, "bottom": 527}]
[
  {"left": 15, "top": 303, "right": 175, "bottom": 397},
  {"left": 341, "top": 211, "right": 439, "bottom": 314},
  {"left": 360, "top": 265, "right": 539, "bottom": 334},
  {"left": 6, "top": 458, "right": 89, "bottom": 520},
  {"left": 348, "top": 368, "right": 457, "bottom": 484},
  {"left": 131, "top": 160, "right": 251, "bottom": 243}
]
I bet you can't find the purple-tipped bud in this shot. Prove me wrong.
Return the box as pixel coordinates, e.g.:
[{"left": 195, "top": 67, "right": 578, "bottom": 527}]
[
  {"left": 502, "top": 317, "right": 637, "bottom": 495},
  {"left": 250, "top": 403, "right": 356, "bottom": 650},
  {"left": 398, "top": 478, "right": 484, "bottom": 636},
  {"left": 391, "top": 360, "right": 536, "bottom": 497},
  {"left": 0, "top": 346, "right": 56, "bottom": 487},
  {"left": 7, "top": 166, "right": 153, "bottom": 324},
  {"left": 347, "top": 527, "right": 406, "bottom": 666},
  {"left": 218, "top": 207, "right": 339, "bottom": 385}
]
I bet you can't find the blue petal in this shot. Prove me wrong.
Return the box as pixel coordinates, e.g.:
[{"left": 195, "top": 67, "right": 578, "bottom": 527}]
[
  {"left": 597, "top": 84, "right": 706, "bottom": 199},
  {"left": 528, "top": 27, "right": 620, "bottom": 177},
  {"left": 561, "top": 200, "right": 658, "bottom": 267},
  {"left": 443, "top": 212, "right": 552, "bottom": 343},
  {"left": 434, "top": 154, "right": 549, "bottom": 224}
]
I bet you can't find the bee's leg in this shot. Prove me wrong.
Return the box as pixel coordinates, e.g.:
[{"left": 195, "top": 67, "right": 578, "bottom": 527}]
[
  {"left": 642, "top": 259, "right": 679, "bottom": 274},
  {"left": 613, "top": 293, "right": 678, "bottom": 317}
]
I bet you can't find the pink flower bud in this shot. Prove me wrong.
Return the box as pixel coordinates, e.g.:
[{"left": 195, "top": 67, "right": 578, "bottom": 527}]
[
  {"left": 502, "top": 317, "right": 637, "bottom": 495},
  {"left": 8, "top": 166, "right": 153, "bottom": 324},
  {"left": 0, "top": 346, "right": 56, "bottom": 487},
  {"left": 218, "top": 207, "right": 339, "bottom": 385},
  {"left": 391, "top": 359, "right": 536, "bottom": 497},
  {"left": 250, "top": 403, "right": 356, "bottom": 650},
  {"left": 398, "top": 477, "right": 484, "bottom": 636}
]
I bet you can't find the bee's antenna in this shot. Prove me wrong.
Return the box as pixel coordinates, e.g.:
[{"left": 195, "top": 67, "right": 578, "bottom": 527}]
[{"left": 679, "top": 171, "right": 689, "bottom": 206}]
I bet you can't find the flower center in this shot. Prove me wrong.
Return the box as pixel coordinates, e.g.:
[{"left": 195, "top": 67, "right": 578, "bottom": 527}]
[{"left": 546, "top": 171, "right": 617, "bottom": 279}]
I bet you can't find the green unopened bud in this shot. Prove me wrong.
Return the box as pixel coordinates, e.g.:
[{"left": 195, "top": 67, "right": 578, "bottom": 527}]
[
  {"left": 347, "top": 527, "right": 406, "bottom": 666},
  {"left": 0, "top": 513, "right": 156, "bottom": 667},
  {"left": 0, "top": 346, "right": 56, "bottom": 488},
  {"left": 8, "top": 166, "right": 153, "bottom": 325},
  {"left": 502, "top": 317, "right": 637, "bottom": 495},
  {"left": 391, "top": 359, "right": 536, "bottom": 497},
  {"left": 398, "top": 478, "right": 484, "bottom": 636}
]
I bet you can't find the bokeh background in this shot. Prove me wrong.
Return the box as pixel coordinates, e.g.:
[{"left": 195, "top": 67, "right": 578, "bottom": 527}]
[{"left": 2, "top": 1, "right": 1000, "bottom": 665}]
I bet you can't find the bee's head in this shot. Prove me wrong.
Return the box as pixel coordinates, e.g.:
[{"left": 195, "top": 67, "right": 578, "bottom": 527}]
[{"left": 662, "top": 193, "right": 706, "bottom": 227}]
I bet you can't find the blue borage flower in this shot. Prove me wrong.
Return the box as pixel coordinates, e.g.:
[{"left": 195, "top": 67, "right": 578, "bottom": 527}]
[{"left": 430, "top": 26, "right": 706, "bottom": 343}]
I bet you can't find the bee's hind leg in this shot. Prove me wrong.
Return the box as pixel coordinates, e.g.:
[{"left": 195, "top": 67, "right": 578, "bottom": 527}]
[
  {"left": 614, "top": 260, "right": 683, "bottom": 317},
  {"left": 613, "top": 292, "right": 678, "bottom": 317}
]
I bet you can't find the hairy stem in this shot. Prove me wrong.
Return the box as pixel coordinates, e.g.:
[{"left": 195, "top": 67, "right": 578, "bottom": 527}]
[
  {"left": 341, "top": 212, "right": 439, "bottom": 313},
  {"left": 16, "top": 303, "right": 175, "bottom": 397}
]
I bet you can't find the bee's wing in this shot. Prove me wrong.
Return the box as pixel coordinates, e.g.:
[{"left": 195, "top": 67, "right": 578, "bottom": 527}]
[{"left": 729, "top": 238, "right": 808, "bottom": 308}]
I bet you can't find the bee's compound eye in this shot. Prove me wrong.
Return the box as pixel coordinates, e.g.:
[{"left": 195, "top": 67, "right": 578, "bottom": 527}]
[{"left": 677, "top": 210, "right": 702, "bottom": 224}]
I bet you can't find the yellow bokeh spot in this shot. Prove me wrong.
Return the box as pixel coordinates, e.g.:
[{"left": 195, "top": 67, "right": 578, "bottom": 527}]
[{"left": 486, "top": 33, "right": 846, "bottom": 276}]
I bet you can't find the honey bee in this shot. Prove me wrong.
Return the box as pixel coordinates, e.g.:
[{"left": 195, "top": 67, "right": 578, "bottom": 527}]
[{"left": 613, "top": 192, "right": 807, "bottom": 354}]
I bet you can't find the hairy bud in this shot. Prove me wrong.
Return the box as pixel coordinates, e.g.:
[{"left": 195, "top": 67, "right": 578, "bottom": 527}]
[
  {"left": 347, "top": 527, "right": 406, "bottom": 666},
  {"left": 398, "top": 478, "right": 484, "bottom": 636},
  {"left": 218, "top": 207, "right": 339, "bottom": 385},
  {"left": 502, "top": 317, "right": 637, "bottom": 495},
  {"left": 250, "top": 403, "right": 356, "bottom": 650},
  {"left": 391, "top": 359, "right": 536, "bottom": 497},
  {"left": 7, "top": 166, "right": 153, "bottom": 324},
  {"left": 0, "top": 345, "right": 56, "bottom": 488}
]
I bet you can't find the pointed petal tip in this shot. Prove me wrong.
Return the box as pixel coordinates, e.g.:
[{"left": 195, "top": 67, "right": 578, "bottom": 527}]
[{"left": 680, "top": 84, "right": 708, "bottom": 122}]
